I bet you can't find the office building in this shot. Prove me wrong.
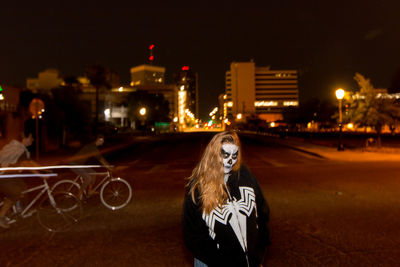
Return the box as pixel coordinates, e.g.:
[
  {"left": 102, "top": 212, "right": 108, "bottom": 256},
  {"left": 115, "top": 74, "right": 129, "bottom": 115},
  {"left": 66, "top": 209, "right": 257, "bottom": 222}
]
[
  {"left": 175, "top": 66, "right": 198, "bottom": 118},
  {"left": 130, "top": 64, "right": 165, "bottom": 86},
  {"left": 225, "top": 61, "right": 299, "bottom": 122}
]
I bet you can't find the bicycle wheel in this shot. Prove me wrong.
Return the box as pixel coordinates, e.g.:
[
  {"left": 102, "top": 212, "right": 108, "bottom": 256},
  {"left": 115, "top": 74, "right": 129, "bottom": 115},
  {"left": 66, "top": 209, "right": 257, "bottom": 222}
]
[
  {"left": 100, "top": 178, "right": 132, "bottom": 210},
  {"left": 51, "top": 180, "right": 81, "bottom": 199},
  {"left": 37, "top": 192, "right": 82, "bottom": 232}
]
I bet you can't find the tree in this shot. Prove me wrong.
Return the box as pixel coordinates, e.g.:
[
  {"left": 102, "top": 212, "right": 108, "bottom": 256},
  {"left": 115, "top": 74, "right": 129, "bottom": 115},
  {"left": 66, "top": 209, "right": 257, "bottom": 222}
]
[
  {"left": 345, "top": 73, "right": 400, "bottom": 147},
  {"left": 126, "top": 91, "right": 170, "bottom": 129},
  {"left": 85, "top": 65, "right": 111, "bottom": 133},
  {"left": 284, "top": 98, "right": 336, "bottom": 130},
  {"left": 51, "top": 85, "right": 91, "bottom": 143}
]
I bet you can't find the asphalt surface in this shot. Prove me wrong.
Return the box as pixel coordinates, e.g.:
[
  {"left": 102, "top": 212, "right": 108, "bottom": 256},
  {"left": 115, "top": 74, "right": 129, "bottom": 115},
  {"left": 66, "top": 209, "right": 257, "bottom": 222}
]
[{"left": 1, "top": 132, "right": 400, "bottom": 266}]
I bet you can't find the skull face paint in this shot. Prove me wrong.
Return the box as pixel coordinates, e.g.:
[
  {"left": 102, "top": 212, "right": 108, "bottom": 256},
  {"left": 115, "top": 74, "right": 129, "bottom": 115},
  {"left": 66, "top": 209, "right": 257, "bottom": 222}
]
[{"left": 221, "top": 144, "right": 239, "bottom": 174}]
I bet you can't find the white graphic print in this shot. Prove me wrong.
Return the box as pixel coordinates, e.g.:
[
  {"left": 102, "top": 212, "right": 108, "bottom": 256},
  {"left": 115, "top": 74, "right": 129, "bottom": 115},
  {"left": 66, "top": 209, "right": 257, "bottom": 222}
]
[{"left": 202, "top": 187, "right": 257, "bottom": 252}]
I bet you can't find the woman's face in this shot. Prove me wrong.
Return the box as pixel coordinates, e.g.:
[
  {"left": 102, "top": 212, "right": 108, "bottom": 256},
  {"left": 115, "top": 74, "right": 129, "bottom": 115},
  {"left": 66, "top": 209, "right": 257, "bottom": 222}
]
[{"left": 221, "top": 143, "right": 239, "bottom": 174}]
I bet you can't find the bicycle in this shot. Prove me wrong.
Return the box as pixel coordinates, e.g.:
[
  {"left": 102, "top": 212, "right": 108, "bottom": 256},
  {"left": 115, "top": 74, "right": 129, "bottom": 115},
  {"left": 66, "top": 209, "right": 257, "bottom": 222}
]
[
  {"left": 51, "top": 168, "right": 132, "bottom": 211},
  {"left": 0, "top": 172, "right": 83, "bottom": 232}
]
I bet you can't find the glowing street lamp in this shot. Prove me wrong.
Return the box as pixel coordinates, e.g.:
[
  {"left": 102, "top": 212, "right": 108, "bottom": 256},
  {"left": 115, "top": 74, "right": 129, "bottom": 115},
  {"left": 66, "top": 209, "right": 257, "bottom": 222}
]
[
  {"left": 138, "top": 107, "right": 147, "bottom": 130},
  {"left": 139, "top": 107, "right": 146, "bottom": 116},
  {"left": 336, "top": 88, "right": 345, "bottom": 100},
  {"left": 335, "top": 88, "right": 345, "bottom": 151}
]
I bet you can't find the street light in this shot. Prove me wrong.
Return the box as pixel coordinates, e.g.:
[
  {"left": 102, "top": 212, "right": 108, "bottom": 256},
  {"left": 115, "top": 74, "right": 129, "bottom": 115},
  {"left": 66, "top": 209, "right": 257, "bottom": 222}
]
[
  {"left": 138, "top": 107, "right": 147, "bottom": 132},
  {"left": 335, "top": 88, "right": 345, "bottom": 151},
  {"left": 139, "top": 107, "right": 146, "bottom": 116}
]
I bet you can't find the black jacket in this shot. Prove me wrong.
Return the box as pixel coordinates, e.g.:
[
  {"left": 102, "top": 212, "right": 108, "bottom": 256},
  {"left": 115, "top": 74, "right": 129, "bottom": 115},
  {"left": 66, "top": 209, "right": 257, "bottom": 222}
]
[{"left": 183, "top": 165, "right": 270, "bottom": 267}]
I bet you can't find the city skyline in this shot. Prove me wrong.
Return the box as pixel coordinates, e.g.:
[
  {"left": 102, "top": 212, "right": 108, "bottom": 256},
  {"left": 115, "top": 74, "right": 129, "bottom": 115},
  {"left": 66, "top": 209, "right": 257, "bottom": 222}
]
[{"left": 1, "top": 0, "right": 400, "bottom": 118}]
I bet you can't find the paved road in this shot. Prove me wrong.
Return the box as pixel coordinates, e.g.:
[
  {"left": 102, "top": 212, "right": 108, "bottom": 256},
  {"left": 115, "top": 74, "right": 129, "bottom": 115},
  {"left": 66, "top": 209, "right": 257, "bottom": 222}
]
[{"left": 1, "top": 133, "right": 400, "bottom": 266}]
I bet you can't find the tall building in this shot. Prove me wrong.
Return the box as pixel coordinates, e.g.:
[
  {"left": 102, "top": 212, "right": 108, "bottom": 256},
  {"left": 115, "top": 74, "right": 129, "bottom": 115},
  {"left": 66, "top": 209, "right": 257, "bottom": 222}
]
[
  {"left": 175, "top": 66, "right": 198, "bottom": 118},
  {"left": 225, "top": 62, "right": 299, "bottom": 122},
  {"left": 130, "top": 64, "right": 165, "bottom": 86}
]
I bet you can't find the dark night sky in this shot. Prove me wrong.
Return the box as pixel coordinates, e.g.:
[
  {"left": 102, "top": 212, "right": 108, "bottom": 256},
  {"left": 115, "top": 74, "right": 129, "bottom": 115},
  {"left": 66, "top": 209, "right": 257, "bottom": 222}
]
[{"left": 2, "top": 0, "right": 400, "bottom": 119}]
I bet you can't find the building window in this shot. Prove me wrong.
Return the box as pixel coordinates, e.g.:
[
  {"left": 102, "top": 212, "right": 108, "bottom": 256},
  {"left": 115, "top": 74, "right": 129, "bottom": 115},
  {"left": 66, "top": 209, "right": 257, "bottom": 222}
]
[
  {"left": 254, "top": 101, "right": 278, "bottom": 107},
  {"left": 283, "top": 101, "right": 299, "bottom": 106}
]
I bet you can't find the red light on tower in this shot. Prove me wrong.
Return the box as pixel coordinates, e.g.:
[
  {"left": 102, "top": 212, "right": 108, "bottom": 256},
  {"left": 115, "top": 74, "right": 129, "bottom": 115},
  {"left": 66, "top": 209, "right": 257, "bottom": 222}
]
[
  {"left": 148, "top": 44, "right": 155, "bottom": 63},
  {"left": 182, "top": 66, "right": 189, "bottom": 71}
]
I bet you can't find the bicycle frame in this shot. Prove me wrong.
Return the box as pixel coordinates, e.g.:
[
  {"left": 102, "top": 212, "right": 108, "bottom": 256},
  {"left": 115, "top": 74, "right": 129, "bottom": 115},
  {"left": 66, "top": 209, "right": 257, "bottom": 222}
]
[
  {"left": 72, "top": 171, "right": 111, "bottom": 194},
  {"left": 52, "top": 168, "right": 132, "bottom": 210},
  {"left": 18, "top": 179, "right": 54, "bottom": 219},
  {"left": 91, "top": 172, "right": 111, "bottom": 193},
  {"left": 0, "top": 174, "right": 58, "bottom": 224}
]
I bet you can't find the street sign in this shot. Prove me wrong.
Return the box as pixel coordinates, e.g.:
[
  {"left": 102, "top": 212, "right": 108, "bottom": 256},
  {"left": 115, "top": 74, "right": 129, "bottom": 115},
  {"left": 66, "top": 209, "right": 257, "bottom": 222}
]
[{"left": 29, "top": 98, "right": 45, "bottom": 117}]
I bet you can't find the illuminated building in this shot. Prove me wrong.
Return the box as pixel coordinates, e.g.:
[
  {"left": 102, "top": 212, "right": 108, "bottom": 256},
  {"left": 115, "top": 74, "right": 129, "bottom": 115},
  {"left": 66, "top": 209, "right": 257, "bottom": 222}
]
[
  {"left": 130, "top": 64, "right": 165, "bottom": 86},
  {"left": 225, "top": 61, "right": 299, "bottom": 122},
  {"left": 175, "top": 66, "right": 198, "bottom": 118},
  {"left": 178, "top": 89, "right": 187, "bottom": 130},
  {"left": 218, "top": 94, "right": 228, "bottom": 129}
]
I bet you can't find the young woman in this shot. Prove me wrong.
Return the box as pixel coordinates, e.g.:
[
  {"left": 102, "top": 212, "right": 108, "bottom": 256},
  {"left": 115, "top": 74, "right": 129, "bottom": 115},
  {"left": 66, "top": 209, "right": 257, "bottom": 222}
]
[{"left": 183, "top": 131, "right": 270, "bottom": 267}]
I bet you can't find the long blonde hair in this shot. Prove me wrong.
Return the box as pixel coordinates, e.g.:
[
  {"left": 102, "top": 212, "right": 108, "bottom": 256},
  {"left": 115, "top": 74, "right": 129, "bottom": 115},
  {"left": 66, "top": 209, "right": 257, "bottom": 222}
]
[{"left": 187, "top": 131, "right": 242, "bottom": 214}]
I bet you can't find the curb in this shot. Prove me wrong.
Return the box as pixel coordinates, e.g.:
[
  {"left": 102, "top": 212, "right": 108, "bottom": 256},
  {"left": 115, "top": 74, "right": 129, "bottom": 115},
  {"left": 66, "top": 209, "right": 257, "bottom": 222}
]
[
  {"left": 239, "top": 132, "right": 326, "bottom": 159},
  {"left": 275, "top": 142, "right": 326, "bottom": 159}
]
